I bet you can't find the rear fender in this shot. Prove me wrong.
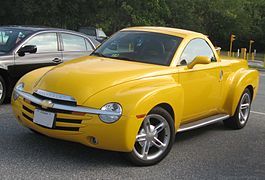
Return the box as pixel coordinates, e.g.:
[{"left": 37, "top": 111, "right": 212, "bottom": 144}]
[{"left": 224, "top": 69, "right": 259, "bottom": 115}]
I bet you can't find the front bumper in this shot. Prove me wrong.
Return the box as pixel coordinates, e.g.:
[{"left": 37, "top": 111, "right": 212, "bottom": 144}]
[{"left": 12, "top": 90, "right": 142, "bottom": 152}]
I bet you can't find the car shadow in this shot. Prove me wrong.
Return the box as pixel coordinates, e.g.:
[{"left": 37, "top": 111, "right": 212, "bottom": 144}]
[
  {"left": 175, "top": 121, "right": 230, "bottom": 143},
  {"left": 12, "top": 122, "right": 230, "bottom": 167},
  {"left": 15, "top": 130, "right": 130, "bottom": 167}
]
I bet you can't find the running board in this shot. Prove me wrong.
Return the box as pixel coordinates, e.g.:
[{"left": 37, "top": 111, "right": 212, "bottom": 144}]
[{"left": 177, "top": 114, "right": 230, "bottom": 133}]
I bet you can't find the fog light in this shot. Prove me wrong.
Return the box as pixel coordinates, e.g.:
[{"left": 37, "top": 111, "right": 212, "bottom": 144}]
[{"left": 90, "top": 136, "right": 98, "bottom": 145}]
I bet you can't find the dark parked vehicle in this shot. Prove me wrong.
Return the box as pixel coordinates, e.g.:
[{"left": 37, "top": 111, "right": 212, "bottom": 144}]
[
  {"left": 0, "top": 26, "right": 100, "bottom": 104},
  {"left": 78, "top": 27, "right": 107, "bottom": 43}
]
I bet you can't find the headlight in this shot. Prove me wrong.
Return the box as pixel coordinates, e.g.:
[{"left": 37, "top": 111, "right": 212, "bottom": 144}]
[
  {"left": 13, "top": 82, "right": 24, "bottom": 100},
  {"left": 99, "top": 103, "right": 122, "bottom": 123},
  {"left": 16, "top": 82, "right": 24, "bottom": 91}
]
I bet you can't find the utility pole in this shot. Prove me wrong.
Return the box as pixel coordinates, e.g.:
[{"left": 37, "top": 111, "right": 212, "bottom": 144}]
[
  {"left": 249, "top": 40, "right": 255, "bottom": 60},
  {"left": 229, "top": 34, "right": 236, "bottom": 56}
]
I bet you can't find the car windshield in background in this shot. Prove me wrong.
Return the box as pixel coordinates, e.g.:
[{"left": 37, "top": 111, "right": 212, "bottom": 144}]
[
  {"left": 0, "top": 28, "right": 32, "bottom": 53},
  {"left": 79, "top": 28, "right": 96, "bottom": 36},
  {"left": 92, "top": 31, "right": 183, "bottom": 66}
]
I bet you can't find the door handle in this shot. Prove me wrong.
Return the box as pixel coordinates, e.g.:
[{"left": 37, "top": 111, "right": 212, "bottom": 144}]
[
  {"left": 52, "top": 58, "right": 62, "bottom": 63},
  {"left": 219, "top": 70, "right": 223, "bottom": 81}
]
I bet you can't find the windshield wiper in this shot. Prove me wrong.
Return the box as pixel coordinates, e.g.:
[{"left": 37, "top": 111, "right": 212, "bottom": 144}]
[
  {"left": 91, "top": 52, "right": 133, "bottom": 61},
  {"left": 109, "top": 56, "right": 133, "bottom": 61},
  {"left": 90, "top": 52, "right": 107, "bottom": 57}
]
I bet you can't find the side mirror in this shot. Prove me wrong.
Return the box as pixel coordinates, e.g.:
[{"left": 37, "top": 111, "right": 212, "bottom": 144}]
[
  {"left": 17, "top": 45, "right": 37, "bottom": 57},
  {"left": 187, "top": 56, "right": 211, "bottom": 69}
]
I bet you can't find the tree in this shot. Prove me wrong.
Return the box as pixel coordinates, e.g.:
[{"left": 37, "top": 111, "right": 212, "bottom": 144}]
[{"left": 0, "top": 0, "right": 263, "bottom": 52}]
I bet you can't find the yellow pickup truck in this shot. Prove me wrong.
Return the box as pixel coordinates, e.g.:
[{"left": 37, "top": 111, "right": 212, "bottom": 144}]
[{"left": 12, "top": 26, "right": 259, "bottom": 166}]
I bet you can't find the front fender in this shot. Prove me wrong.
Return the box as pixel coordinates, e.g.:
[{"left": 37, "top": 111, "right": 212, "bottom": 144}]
[
  {"left": 84, "top": 75, "right": 183, "bottom": 127},
  {"left": 13, "top": 66, "right": 55, "bottom": 93},
  {"left": 132, "top": 83, "right": 183, "bottom": 130},
  {"left": 83, "top": 75, "right": 183, "bottom": 151},
  {"left": 224, "top": 68, "right": 259, "bottom": 115}
]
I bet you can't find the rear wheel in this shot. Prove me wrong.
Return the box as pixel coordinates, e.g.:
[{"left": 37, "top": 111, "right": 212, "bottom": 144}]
[
  {"left": 126, "top": 107, "right": 175, "bottom": 166},
  {"left": 223, "top": 88, "right": 252, "bottom": 129},
  {"left": 0, "top": 75, "right": 6, "bottom": 105}
]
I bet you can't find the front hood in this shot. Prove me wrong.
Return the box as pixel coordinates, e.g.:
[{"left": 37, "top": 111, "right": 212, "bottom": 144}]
[{"left": 35, "top": 56, "right": 171, "bottom": 104}]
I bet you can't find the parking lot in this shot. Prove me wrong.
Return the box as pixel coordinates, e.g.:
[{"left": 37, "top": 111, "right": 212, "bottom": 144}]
[{"left": 0, "top": 72, "right": 264, "bottom": 179}]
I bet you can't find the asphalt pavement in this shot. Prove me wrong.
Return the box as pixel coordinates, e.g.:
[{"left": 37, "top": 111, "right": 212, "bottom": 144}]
[{"left": 0, "top": 73, "right": 264, "bottom": 179}]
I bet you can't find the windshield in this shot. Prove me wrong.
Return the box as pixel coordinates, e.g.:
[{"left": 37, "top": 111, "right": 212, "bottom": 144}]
[
  {"left": 92, "top": 31, "right": 182, "bottom": 66},
  {"left": 0, "top": 28, "right": 32, "bottom": 53},
  {"left": 79, "top": 28, "right": 96, "bottom": 36},
  {"left": 98, "top": 29, "right": 107, "bottom": 38}
]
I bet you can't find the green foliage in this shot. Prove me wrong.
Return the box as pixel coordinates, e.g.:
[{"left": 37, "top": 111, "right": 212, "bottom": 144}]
[{"left": 0, "top": 0, "right": 264, "bottom": 51}]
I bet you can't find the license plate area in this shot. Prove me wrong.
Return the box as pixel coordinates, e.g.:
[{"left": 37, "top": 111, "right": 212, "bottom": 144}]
[{"left": 33, "top": 109, "right": 55, "bottom": 128}]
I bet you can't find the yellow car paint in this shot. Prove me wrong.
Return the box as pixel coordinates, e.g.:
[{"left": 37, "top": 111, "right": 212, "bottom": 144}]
[{"left": 12, "top": 27, "right": 259, "bottom": 153}]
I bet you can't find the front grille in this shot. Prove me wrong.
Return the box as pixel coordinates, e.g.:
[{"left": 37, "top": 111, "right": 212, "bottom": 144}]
[
  {"left": 21, "top": 99, "right": 91, "bottom": 132},
  {"left": 33, "top": 93, "right": 77, "bottom": 106},
  {"left": 30, "top": 101, "right": 73, "bottom": 114}
]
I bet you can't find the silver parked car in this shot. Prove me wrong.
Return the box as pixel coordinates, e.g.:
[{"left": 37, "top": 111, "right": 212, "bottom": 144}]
[{"left": 0, "top": 26, "right": 100, "bottom": 104}]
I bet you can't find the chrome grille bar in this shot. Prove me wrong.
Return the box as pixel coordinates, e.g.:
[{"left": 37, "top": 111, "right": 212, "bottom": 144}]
[
  {"left": 34, "top": 89, "right": 76, "bottom": 102},
  {"left": 15, "top": 89, "right": 121, "bottom": 116}
]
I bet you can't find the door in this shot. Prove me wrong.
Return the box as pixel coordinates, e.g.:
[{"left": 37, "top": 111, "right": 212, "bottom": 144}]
[
  {"left": 178, "top": 38, "right": 222, "bottom": 122},
  {"left": 13, "top": 32, "right": 62, "bottom": 79},
  {"left": 60, "top": 33, "right": 93, "bottom": 61}
]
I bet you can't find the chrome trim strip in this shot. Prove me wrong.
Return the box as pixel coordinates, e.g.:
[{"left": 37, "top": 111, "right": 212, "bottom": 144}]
[
  {"left": 177, "top": 114, "right": 230, "bottom": 133},
  {"left": 34, "top": 89, "right": 76, "bottom": 102},
  {"left": 13, "top": 30, "right": 96, "bottom": 54},
  {"left": 15, "top": 89, "right": 121, "bottom": 116}
]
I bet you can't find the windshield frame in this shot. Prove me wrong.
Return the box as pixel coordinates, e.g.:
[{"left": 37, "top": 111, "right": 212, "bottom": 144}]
[
  {"left": 0, "top": 28, "right": 34, "bottom": 54},
  {"left": 92, "top": 31, "right": 183, "bottom": 66}
]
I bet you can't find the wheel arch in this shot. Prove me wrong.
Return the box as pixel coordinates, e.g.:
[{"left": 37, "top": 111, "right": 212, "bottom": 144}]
[
  {"left": 155, "top": 103, "right": 175, "bottom": 122},
  {"left": 132, "top": 84, "right": 184, "bottom": 131},
  {"left": 0, "top": 68, "right": 11, "bottom": 91},
  {"left": 224, "top": 69, "right": 259, "bottom": 116},
  {"left": 246, "top": 85, "right": 254, "bottom": 100}
]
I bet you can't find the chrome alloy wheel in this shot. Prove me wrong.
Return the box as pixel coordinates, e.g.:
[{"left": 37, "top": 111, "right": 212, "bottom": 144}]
[
  {"left": 0, "top": 80, "right": 3, "bottom": 100},
  {"left": 238, "top": 92, "right": 251, "bottom": 125},
  {"left": 133, "top": 114, "right": 171, "bottom": 161}
]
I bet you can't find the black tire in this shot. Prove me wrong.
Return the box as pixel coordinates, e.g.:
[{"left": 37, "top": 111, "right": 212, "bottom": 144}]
[
  {"left": 223, "top": 88, "right": 252, "bottom": 129},
  {"left": 126, "top": 107, "right": 175, "bottom": 166},
  {"left": 0, "top": 75, "right": 6, "bottom": 105}
]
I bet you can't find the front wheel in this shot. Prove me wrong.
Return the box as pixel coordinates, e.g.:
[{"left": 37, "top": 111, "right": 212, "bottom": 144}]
[
  {"left": 223, "top": 88, "right": 252, "bottom": 129},
  {"left": 126, "top": 107, "right": 175, "bottom": 166},
  {"left": 0, "top": 75, "right": 6, "bottom": 105}
]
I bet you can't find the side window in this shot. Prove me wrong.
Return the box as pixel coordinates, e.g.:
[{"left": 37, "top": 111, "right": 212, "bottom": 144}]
[
  {"left": 0, "top": 31, "right": 9, "bottom": 44},
  {"left": 85, "top": 39, "right": 94, "bottom": 51},
  {"left": 61, "top": 33, "right": 87, "bottom": 51},
  {"left": 179, "top": 39, "right": 216, "bottom": 65},
  {"left": 25, "top": 33, "right": 58, "bottom": 53}
]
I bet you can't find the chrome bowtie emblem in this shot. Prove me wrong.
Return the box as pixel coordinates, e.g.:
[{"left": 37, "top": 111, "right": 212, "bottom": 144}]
[{"left": 41, "top": 100, "right": 54, "bottom": 109}]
